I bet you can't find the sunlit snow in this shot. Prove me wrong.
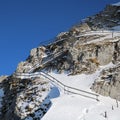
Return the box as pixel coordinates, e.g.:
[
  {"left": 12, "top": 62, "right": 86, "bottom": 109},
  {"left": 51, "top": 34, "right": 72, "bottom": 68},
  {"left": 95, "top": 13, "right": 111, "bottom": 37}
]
[{"left": 42, "top": 63, "right": 120, "bottom": 120}]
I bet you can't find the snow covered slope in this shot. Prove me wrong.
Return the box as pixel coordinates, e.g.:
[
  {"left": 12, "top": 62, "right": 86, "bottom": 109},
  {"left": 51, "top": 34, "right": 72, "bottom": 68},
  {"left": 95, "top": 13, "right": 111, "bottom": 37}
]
[
  {"left": 42, "top": 94, "right": 120, "bottom": 120},
  {"left": 42, "top": 63, "right": 120, "bottom": 120}
]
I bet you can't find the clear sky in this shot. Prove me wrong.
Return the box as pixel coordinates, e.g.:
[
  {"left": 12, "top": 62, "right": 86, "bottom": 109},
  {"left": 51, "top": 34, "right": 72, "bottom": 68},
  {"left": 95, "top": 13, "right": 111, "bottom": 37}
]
[{"left": 0, "top": 0, "right": 119, "bottom": 75}]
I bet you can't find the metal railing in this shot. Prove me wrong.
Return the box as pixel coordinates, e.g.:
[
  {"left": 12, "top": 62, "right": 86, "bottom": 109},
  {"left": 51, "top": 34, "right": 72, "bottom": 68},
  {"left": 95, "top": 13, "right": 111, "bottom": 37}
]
[
  {"left": 14, "top": 71, "right": 99, "bottom": 101},
  {"left": 41, "top": 71, "right": 99, "bottom": 101}
]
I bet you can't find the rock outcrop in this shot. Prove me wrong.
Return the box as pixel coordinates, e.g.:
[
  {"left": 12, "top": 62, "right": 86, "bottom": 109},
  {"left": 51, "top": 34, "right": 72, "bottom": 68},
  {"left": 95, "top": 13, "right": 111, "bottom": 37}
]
[
  {"left": 91, "top": 63, "right": 120, "bottom": 100},
  {"left": 0, "top": 76, "right": 50, "bottom": 120},
  {"left": 0, "top": 76, "right": 7, "bottom": 83},
  {"left": 14, "top": 3, "right": 120, "bottom": 75},
  {"left": 16, "top": 46, "right": 47, "bottom": 73},
  {"left": 85, "top": 4, "right": 120, "bottom": 30}
]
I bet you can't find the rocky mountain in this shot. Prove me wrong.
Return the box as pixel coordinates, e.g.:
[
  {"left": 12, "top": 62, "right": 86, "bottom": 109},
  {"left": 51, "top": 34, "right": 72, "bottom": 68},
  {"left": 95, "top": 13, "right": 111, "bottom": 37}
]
[
  {"left": 0, "top": 2, "right": 120, "bottom": 120},
  {"left": 85, "top": 3, "right": 120, "bottom": 30}
]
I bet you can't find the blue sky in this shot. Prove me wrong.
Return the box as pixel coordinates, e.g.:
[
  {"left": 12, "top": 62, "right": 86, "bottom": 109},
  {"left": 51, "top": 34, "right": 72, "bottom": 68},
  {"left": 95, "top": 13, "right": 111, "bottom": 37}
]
[{"left": 0, "top": 0, "right": 119, "bottom": 75}]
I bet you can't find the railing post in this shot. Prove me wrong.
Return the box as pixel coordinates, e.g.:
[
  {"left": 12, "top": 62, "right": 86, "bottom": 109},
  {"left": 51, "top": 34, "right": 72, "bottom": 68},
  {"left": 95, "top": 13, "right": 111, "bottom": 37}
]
[
  {"left": 64, "top": 85, "right": 66, "bottom": 94},
  {"left": 67, "top": 87, "right": 69, "bottom": 95},
  {"left": 112, "top": 32, "right": 113, "bottom": 38},
  {"left": 96, "top": 95, "right": 99, "bottom": 101}
]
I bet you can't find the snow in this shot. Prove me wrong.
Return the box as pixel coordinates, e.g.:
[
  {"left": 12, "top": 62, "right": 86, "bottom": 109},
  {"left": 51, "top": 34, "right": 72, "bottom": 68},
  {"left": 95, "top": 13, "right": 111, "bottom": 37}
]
[
  {"left": 112, "top": 2, "right": 120, "bottom": 6},
  {"left": 48, "top": 86, "right": 60, "bottom": 99},
  {"left": 48, "top": 71, "right": 99, "bottom": 91},
  {"left": 42, "top": 63, "right": 120, "bottom": 120},
  {"left": 43, "top": 94, "right": 98, "bottom": 120},
  {"left": 42, "top": 93, "right": 120, "bottom": 120},
  {"left": 45, "top": 63, "right": 115, "bottom": 91}
]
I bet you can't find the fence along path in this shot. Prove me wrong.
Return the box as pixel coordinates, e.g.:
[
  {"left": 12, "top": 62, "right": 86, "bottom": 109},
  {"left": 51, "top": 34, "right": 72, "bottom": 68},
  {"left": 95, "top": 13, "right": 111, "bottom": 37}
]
[
  {"left": 41, "top": 71, "right": 99, "bottom": 101},
  {"left": 15, "top": 71, "right": 99, "bottom": 101}
]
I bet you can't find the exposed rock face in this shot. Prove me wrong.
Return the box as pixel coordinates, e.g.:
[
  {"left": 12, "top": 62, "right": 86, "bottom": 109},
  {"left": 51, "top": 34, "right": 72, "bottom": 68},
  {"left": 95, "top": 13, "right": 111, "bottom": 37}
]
[
  {"left": 91, "top": 63, "right": 120, "bottom": 100},
  {"left": 70, "top": 23, "right": 91, "bottom": 34},
  {"left": 43, "top": 34, "right": 119, "bottom": 75},
  {"left": 14, "top": 4, "right": 120, "bottom": 75},
  {"left": 90, "top": 37, "right": 120, "bottom": 100},
  {"left": 0, "top": 76, "right": 50, "bottom": 120},
  {"left": 16, "top": 46, "right": 47, "bottom": 73},
  {"left": 85, "top": 4, "right": 120, "bottom": 30}
]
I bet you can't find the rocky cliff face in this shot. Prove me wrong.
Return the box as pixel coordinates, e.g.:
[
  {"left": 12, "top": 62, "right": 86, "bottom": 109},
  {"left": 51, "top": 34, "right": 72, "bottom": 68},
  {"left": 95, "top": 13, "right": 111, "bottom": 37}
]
[
  {"left": 0, "top": 75, "right": 50, "bottom": 120},
  {"left": 14, "top": 3, "right": 120, "bottom": 99},
  {"left": 15, "top": 4, "right": 120, "bottom": 75},
  {"left": 91, "top": 63, "right": 120, "bottom": 100},
  {"left": 85, "top": 4, "right": 120, "bottom": 30},
  {"left": 0, "top": 3, "right": 120, "bottom": 120}
]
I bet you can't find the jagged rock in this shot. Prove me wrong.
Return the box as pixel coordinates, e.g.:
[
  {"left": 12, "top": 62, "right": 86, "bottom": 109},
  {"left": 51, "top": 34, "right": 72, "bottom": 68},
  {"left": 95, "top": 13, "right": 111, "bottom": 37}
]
[
  {"left": 57, "top": 32, "right": 69, "bottom": 39},
  {"left": 85, "top": 4, "right": 120, "bottom": 30},
  {"left": 16, "top": 46, "right": 47, "bottom": 73},
  {"left": 70, "top": 23, "right": 91, "bottom": 35},
  {"left": 16, "top": 61, "right": 32, "bottom": 73},
  {"left": 0, "top": 75, "right": 50, "bottom": 120},
  {"left": 91, "top": 64, "right": 120, "bottom": 100},
  {"left": 14, "top": 3, "right": 119, "bottom": 75}
]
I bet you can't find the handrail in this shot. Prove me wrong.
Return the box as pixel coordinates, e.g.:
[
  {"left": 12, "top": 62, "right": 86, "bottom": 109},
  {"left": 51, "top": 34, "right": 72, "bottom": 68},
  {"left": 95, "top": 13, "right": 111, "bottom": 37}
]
[
  {"left": 14, "top": 71, "right": 99, "bottom": 101},
  {"left": 41, "top": 72, "right": 65, "bottom": 87},
  {"left": 41, "top": 71, "right": 99, "bottom": 97},
  {"left": 66, "top": 90, "right": 98, "bottom": 101},
  {"left": 75, "top": 31, "right": 120, "bottom": 38}
]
